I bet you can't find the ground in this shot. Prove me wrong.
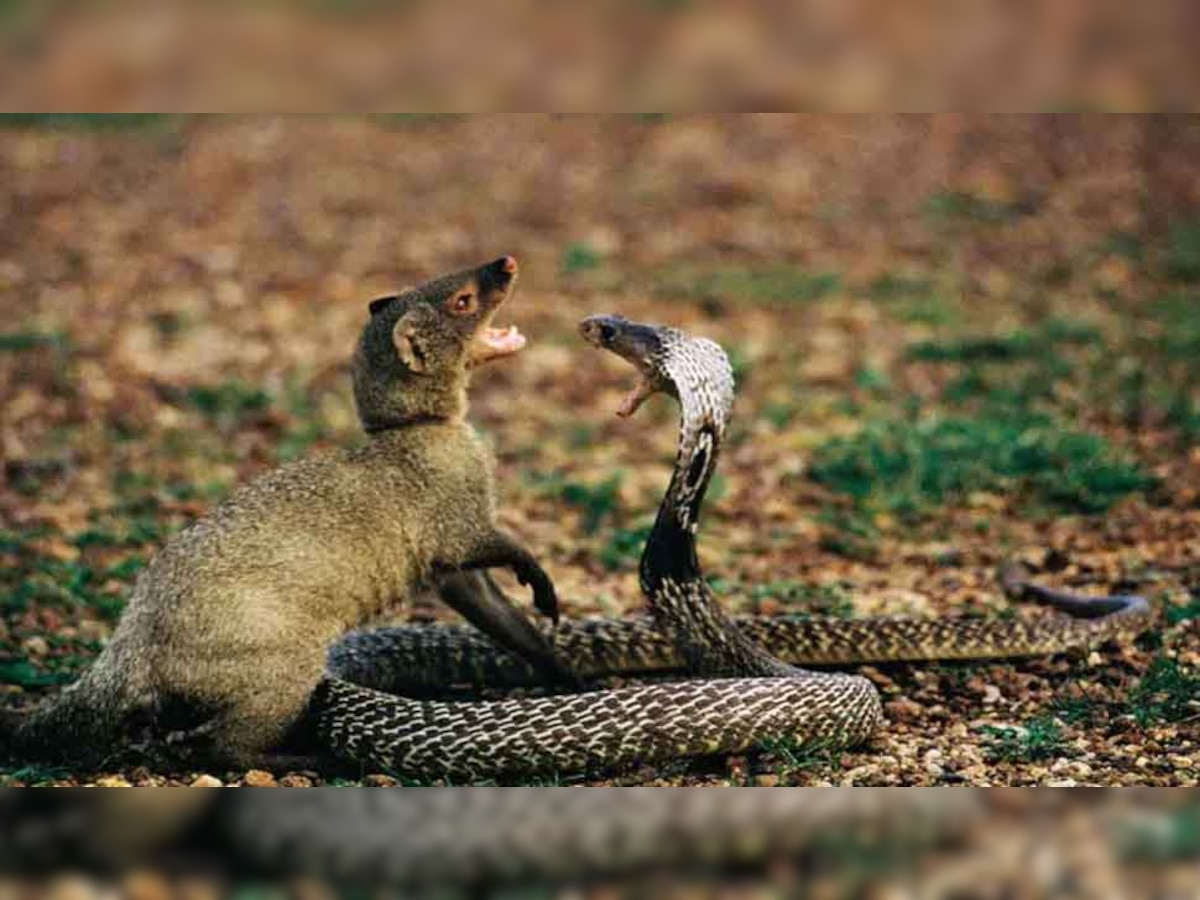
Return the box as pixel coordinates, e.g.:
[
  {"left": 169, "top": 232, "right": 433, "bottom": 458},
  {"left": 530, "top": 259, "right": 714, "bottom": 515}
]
[{"left": 0, "top": 115, "right": 1197, "bottom": 787}]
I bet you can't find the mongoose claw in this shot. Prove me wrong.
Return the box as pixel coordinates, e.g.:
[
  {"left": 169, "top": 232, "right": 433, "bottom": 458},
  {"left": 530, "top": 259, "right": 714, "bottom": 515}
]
[
  {"left": 516, "top": 565, "right": 560, "bottom": 624},
  {"left": 533, "top": 578, "right": 560, "bottom": 625}
]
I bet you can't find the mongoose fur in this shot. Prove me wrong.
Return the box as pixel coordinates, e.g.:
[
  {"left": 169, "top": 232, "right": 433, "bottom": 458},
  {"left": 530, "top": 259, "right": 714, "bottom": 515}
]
[{"left": 5, "top": 256, "right": 561, "bottom": 766}]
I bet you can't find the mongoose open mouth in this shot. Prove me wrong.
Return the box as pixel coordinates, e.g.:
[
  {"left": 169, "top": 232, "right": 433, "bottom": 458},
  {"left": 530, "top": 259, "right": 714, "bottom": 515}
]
[{"left": 470, "top": 324, "right": 526, "bottom": 365}]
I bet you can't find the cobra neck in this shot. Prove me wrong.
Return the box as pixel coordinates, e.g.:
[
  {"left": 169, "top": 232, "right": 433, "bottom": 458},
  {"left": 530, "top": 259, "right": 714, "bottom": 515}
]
[{"left": 640, "top": 381, "right": 727, "bottom": 589}]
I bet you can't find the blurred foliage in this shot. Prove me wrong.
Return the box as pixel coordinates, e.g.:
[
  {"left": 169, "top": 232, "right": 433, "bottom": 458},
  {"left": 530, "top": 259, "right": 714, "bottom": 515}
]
[
  {"left": 1166, "top": 220, "right": 1200, "bottom": 283},
  {"left": 0, "top": 114, "right": 176, "bottom": 131},
  {"left": 907, "top": 320, "right": 1100, "bottom": 364},
  {"left": 653, "top": 265, "right": 842, "bottom": 306},
  {"left": 560, "top": 242, "right": 604, "bottom": 276},
  {"left": 924, "top": 191, "right": 1034, "bottom": 226},
  {"left": 809, "top": 415, "right": 1156, "bottom": 520}
]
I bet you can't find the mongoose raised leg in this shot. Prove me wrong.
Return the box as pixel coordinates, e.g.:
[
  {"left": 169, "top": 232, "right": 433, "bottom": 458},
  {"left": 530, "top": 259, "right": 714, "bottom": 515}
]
[
  {"left": 441, "top": 531, "right": 560, "bottom": 623},
  {"left": 436, "top": 571, "right": 576, "bottom": 686}
]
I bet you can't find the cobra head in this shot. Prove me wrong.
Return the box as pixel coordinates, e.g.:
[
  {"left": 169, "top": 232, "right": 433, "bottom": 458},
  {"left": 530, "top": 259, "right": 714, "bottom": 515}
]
[{"left": 579, "top": 314, "right": 675, "bottom": 417}]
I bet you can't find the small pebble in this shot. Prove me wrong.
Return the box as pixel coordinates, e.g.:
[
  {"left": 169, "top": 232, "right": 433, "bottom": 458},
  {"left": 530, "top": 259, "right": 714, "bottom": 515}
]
[
  {"left": 243, "top": 769, "right": 277, "bottom": 787},
  {"left": 190, "top": 774, "right": 223, "bottom": 788},
  {"left": 884, "top": 697, "right": 924, "bottom": 721}
]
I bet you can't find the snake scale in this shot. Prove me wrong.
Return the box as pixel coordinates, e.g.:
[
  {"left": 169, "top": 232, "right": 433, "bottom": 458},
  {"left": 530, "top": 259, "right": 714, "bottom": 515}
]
[{"left": 314, "top": 314, "right": 1150, "bottom": 780}]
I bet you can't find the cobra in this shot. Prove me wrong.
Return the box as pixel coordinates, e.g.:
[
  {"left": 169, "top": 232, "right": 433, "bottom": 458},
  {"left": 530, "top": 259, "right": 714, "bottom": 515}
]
[{"left": 315, "top": 315, "right": 1150, "bottom": 778}]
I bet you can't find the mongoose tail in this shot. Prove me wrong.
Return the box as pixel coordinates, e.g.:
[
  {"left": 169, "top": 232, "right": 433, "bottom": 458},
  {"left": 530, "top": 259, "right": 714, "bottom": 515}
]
[{"left": 6, "top": 633, "right": 152, "bottom": 766}]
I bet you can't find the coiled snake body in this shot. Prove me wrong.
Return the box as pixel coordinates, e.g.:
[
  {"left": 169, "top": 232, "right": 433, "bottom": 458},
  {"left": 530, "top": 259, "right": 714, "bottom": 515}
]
[{"left": 315, "top": 315, "right": 1149, "bottom": 780}]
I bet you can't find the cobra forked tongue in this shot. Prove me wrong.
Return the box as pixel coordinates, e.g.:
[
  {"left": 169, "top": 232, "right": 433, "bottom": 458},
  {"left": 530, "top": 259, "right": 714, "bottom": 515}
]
[
  {"left": 616, "top": 372, "right": 656, "bottom": 418},
  {"left": 471, "top": 324, "right": 526, "bottom": 365}
]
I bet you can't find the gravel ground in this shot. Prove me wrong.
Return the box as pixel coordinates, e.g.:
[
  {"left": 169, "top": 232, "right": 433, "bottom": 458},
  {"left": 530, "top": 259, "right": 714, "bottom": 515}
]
[{"left": 1, "top": 115, "right": 1197, "bottom": 787}]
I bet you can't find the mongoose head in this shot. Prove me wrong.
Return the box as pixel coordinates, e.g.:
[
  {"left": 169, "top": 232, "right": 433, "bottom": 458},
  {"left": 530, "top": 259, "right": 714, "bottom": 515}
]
[{"left": 354, "top": 256, "right": 525, "bottom": 430}]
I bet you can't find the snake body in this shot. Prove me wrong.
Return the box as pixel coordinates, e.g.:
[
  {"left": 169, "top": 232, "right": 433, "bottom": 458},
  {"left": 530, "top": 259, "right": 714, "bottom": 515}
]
[{"left": 316, "top": 315, "right": 1149, "bottom": 779}]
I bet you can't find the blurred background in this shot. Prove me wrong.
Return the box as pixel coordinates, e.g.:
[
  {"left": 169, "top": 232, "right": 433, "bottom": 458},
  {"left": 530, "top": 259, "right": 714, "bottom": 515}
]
[
  {"left": 1, "top": 1, "right": 1199, "bottom": 109},
  {"left": 1, "top": 115, "right": 1196, "bottom": 792}
]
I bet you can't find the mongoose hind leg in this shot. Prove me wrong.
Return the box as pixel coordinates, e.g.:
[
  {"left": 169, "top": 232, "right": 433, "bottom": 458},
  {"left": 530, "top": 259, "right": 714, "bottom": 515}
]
[
  {"left": 170, "top": 664, "right": 320, "bottom": 768},
  {"left": 205, "top": 699, "right": 311, "bottom": 769}
]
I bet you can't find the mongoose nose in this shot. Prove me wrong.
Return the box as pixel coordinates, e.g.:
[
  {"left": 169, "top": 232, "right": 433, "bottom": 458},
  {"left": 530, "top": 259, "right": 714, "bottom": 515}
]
[{"left": 498, "top": 256, "right": 518, "bottom": 276}]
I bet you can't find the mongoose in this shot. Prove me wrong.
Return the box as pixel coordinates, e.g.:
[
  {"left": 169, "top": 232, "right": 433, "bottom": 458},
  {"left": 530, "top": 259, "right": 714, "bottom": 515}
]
[{"left": 6, "top": 255, "right": 562, "bottom": 766}]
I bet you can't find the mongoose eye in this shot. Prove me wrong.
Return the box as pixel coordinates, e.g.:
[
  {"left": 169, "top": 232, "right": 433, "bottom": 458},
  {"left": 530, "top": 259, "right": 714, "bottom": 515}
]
[
  {"left": 599, "top": 323, "right": 617, "bottom": 344},
  {"left": 450, "top": 293, "right": 477, "bottom": 315}
]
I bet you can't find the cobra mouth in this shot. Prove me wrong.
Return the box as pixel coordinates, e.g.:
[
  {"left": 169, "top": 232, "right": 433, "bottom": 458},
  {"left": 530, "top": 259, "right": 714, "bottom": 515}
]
[
  {"left": 470, "top": 324, "right": 526, "bottom": 366},
  {"left": 579, "top": 314, "right": 665, "bottom": 418}
]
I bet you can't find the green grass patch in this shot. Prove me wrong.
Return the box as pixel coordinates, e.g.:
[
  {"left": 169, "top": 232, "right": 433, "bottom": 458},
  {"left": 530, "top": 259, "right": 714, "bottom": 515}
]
[
  {"left": 760, "top": 400, "right": 799, "bottom": 429},
  {"left": 599, "top": 522, "right": 652, "bottom": 571},
  {"left": 1149, "top": 291, "right": 1200, "bottom": 363},
  {"left": 653, "top": 265, "right": 841, "bottom": 306},
  {"left": 0, "top": 330, "right": 69, "bottom": 352},
  {"left": 278, "top": 421, "right": 328, "bottom": 461},
  {"left": 0, "top": 528, "right": 45, "bottom": 555},
  {"left": 560, "top": 242, "right": 603, "bottom": 275},
  {"left": 0, "top": 114, "right": 179, "bottom": 132},
  {"left": 815, "top": 507, "right": 880, "bottom": 561},
  {"left": 891, "top": 296, "right": 961, "bottom": 327},
  {"left": 529, "top": 472, "right": 625, "bottom": 535},
  {"left": 561, "top": 475, "right": 623, "bottom": 535},
  {"left": 564, "top": 421, "right": 598, "bottom": 451},
  {"left": 865, "top": 273, "right": 935, "bottom": 301},
  {"left": 924, "top": 190, "right": 1032, "bottom": 225},
  {"left": 907, "top": 319, "right": 1100, "bottom": 364},
  {"left": 809, "top": 414, "right": 1155, "bottom": 521},
  {"left": 1100, "top": 230, "right": 1145, "bottom": 266},
  {"left": 1052, "top": 694, "right": 1099, "bottom": 727},
  {"left": 163, "top": 480, "right": 229, "bottom": 503},
  {"left": 0, "top": 659, "right": 74, "bottom": 688},
  {"left": 0, "top": 765, "right": 74, "bottom": 786},
  {"left": 983, "top": 714, "right": 1068, "bottom": 762},
  {"left": 752, "top": 736, "right": 844, "bottom": 780},
  {"left": 184, "top": 381, "right": 271, "bottom": 430},
  {"left": 1164, "top": 592, "right": 1200, "bottom": 628},
  {"left": 1166, "top": 218, "right": 1200, "bottom": 283},
  {"left": 1130, "top": 657, "right": 1198, "bottom": 726},
  {"left": 723, "top": 343, "right": 753, "bottom": 385},
  {"left": 745, "top": 580, "right": 855, "bottom": 618},
  {"left": 275, "top": 381, "right": 342, "bottom": 461}
]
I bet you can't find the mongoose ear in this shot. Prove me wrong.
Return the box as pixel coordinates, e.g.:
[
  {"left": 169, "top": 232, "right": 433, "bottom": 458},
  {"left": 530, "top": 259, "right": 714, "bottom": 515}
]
[
  {"left": 369, "top": 295, "right": 397, "bottom": 316},
  {"left": 392, "top": 319, "right": 428, "bottom": 373}
]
